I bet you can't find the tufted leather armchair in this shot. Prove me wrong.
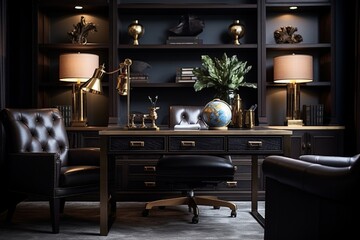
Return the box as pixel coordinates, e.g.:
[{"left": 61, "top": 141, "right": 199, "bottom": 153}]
[
  {"left": 0, "top": 108, "right": 100, "bottom": 233},
  {"left": 262, "top": 154, "right": 360, "bottom": 240}
]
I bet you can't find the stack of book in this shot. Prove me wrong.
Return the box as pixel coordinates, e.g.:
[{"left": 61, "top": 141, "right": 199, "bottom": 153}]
[
  {"left": 302, "top": 104, "right": 324, "bottom": 126},
  {"left": 166, "top": 36, "right": 203, "bottom": 45},
  {"left": 56, "top": 105, "right": 72, "bottom": 127},
  {"left": 130, "top": 73, "right": 149, "bottom": 83},
  {"left": 176, "top": 67, "right": 197, "bottom": 83}
]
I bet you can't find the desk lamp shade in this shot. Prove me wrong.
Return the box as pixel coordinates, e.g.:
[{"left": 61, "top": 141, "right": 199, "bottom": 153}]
[
  {"left": 59, "top": 53, "right": 99, "bottom": 83},
  {"left": 59, "top": 53, "right": 100, "bottom": 126},
  {"left": 273, "top": 54, "right": 313, "bottom": 126}
]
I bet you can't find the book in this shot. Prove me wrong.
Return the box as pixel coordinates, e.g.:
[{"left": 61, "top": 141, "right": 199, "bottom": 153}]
[
  {"left": 176, "top": 77, "right": 197, "bottom": 83},
  {"left": 302, "top": 104, "right": 324, "bottom": 126},
  {"left": 131, "top": 73, "right": 149, "bottom": 82},
  {"left": 166, "top": 36, "right": 203, "bottom": 45},
  {"left": 56, "top": 105, "right": 72, "bottom": 127}
]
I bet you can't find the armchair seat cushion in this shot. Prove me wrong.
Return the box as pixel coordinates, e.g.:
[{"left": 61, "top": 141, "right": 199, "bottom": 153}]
[{"left": 60, "top": 166, "right": 100, "bottom": 187}]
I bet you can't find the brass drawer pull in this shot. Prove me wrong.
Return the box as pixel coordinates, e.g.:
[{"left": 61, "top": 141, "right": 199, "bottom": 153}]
[
  {"left": 144, "top": 181, "right": 156, "bottom": 187},
  {"left": 129, "top": 141, "right": 145, "bottom": 147},
  {"left": 181, "top": 140, "right": 195, "bottom": 147},
  {"left": 226, "top": 181, "right": 237, "bottom": 188},
  {"left": 144, "top": 166, "right": 156, "bottom": 172},
  {"left": 247, "top": 140, "right": 262, "bottom": 148}
]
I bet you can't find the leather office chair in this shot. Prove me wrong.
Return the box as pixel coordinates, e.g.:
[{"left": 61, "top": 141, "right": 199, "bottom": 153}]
[
  {"left": 142, "top": 106, "right": 237, "bottom": 223},
  {"left": 0, "top": 108, "right": 100, "bottom": 233},
  {"left": 262, "top": 154, "right": 360, "bottom": 240}
]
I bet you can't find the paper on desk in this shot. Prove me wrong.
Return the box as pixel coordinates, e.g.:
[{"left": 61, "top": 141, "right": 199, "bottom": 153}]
[{"left": 174, "top": 123, "right": 201, "bottom": 130}]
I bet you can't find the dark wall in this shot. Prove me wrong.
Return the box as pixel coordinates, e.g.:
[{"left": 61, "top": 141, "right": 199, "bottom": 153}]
[
  {"left": 340, "top": 1, "right": 359, "bottom": 155},
  {"left": 5, "top": 1, "right": 35, "bottom": 108}
]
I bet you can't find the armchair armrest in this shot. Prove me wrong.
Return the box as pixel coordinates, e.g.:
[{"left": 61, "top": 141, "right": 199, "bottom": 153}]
[
  {"left": 262, "top": 155, "right": 358, "bottom": 201},
  {"left": 7, "top": 152, "right": 61, "bottom": 196},
  {"left": 299, "top": 154, "right": 359, "bottom": 167},
  {"left": 67, "top": 148, "right": 100, "bottom": 166}
]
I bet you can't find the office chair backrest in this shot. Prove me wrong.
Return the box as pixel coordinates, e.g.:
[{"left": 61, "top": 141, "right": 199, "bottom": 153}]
[{"left": 0, "top": 108, "right": 70, "bottom": 166}]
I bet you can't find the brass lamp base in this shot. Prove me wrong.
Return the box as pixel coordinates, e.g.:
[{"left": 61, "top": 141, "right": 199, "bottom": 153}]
[
  {"left": 286, "top": 119, "right": 303, "bottom": 127},
  {"left": 71, "top": 120, "right": 87, "bottom": 127}
]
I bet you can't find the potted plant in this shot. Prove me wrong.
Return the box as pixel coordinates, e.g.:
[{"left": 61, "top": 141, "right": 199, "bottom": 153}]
[{"left": 192, "top": 53, "right": 256, "bottom": 103}]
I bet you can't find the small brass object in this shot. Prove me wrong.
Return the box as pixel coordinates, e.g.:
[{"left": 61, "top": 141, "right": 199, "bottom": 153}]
[
  {"left": 128, "top": 20, "right": 144, "bottom": 45},
  {"left": 228, "top": 20, "right": 245, "bottom": 45},
  {"left": 232, "top": 94, "right": 243, "bottom": 128}
]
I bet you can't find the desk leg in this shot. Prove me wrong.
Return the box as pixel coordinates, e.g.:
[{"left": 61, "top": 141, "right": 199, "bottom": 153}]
[
  {"left": 250, "top": 155, "right": 265, "bottom": 228},
  {"left": 100, "top": 137, "right": 109, "bottom": 236},
  {"left": 100, "top": 137, "right": 117, "bottom": 236}
]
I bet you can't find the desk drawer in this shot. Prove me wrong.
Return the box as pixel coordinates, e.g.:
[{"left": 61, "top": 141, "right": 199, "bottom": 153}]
[
  {"left": 109, "top": 136, "right": 166, "bottom": 152},
  {"left": 228, "top": 136, "right": 283, "bottom": 154},
  {"left": 169, "top": 136, "right": 225, "bottom": 152}
]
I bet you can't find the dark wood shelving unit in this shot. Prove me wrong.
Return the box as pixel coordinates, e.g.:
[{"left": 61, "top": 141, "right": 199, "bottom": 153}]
[{"left": 32, "top": 0, "right": 345, "bottom": 201}]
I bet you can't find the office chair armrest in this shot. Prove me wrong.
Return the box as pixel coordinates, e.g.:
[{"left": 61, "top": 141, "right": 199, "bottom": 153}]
[
  {"left": 299, "top": 154, "right": 359, "bottom": 167},
  {"left": 263, "top": 155, "right": 358, "bottom": 201},
  {"left": 7, "top": 152, "right": 61, "bottom": 195},
  {"left": 67, "top": 148, "right": 100, "bottom": 166}
]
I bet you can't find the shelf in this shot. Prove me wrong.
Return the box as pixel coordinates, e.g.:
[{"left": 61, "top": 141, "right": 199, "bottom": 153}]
[
  {"left": 39, "top": 43, "right": 109, "bottom": 50},
  {"left": 118, "top": 44, "right": 257, "bottom": 50},
  {"left": 118, "top": 3, "right": 257, "bottom": 14},
  {"left": 266, "top": 43, "right": 331, "bottom": 50},
  {"left": 131, "top": 82, "right": 195, "bottom": 88}
]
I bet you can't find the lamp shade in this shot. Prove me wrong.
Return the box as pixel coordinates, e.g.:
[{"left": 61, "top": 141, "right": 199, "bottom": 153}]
[
  {"left": 273, "top": 54, "right": 313, "bottom": 83},
  {"left": 59, "top": 53, "right": 99, "bottom": 83}
]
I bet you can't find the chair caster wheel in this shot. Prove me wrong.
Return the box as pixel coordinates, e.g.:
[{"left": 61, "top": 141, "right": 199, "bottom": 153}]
[
  {"left": 192, "top": 216, "right": 199, "bottom": 224},
  {"left": 231, "top": 210, "right": 237, "bottom": 217},
  {"left": 142, "top": 209, "right": 149, "bottom": 217}
]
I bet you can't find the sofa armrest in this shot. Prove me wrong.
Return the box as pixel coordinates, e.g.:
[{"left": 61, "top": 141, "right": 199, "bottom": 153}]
[
  {"left": 7, "top": 152, "right": 61, "bottom": 196},
  {"left": 262, "top": 155, "right": 358, "bottom": 201}
]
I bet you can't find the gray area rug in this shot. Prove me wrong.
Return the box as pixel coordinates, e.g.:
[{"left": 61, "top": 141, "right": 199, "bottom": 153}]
[{"left": 0, "top": 201, "right": 264, "bottom": 240}]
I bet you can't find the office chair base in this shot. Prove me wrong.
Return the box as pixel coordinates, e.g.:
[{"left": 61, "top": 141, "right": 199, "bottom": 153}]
[{"left": 142, "top": 195, "right": 237, "bottom": 223}]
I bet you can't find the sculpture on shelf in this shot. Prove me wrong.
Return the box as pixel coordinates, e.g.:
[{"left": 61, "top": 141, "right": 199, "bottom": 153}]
[
  {"left": 128, "top": 96, "right": 160, "bottom": 130},
  {"left": 228, "top": 20, "right": 245, "bottom": 45},
  {"left": 130, "top": 60, "right": 151, "bottom": 73},
  {"left": 128, "top": 20, "right": 145, "bottom": 45},
  {"left": 274, "top": 26, "right": 303, "bottom": 44},
  {"left": 68, "top": 16, "right": 97, "bottom": 45},
  {"left": 168, "top": 14, "right": 205, "bottom": 36}
]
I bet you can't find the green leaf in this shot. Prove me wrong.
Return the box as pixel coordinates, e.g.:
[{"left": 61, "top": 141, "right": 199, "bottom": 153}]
[{"left": 193, "top": 53, "right": 256, "bottom": 94}]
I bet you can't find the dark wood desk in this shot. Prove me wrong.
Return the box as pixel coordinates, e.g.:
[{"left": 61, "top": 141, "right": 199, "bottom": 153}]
[{"left": 99, "top": 127, "right": 292, "bottom": 236}]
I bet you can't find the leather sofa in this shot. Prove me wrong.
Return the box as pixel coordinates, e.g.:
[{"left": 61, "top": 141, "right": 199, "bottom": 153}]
[{"left": 262, "top": 154, "right": 360, "bottom": 240}]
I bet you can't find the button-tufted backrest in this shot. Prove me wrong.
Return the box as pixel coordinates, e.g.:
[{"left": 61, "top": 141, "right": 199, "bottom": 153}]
[
  {"left": 169, "top": 106, "right": 207, "bottom": 129},
  {"left": 0, "top": 108, "right": 69, "bottom": 166}
]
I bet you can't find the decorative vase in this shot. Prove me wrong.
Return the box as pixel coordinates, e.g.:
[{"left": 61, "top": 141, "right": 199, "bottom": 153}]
[
  {"left": 228, "top": 20, "right": 245, "bottom": 45},
  {"left": 128, "top": 20, "right": 144, "bottom": 45},
  {"left": 215, "top": 89, "right": 236, "bottom": 106}
]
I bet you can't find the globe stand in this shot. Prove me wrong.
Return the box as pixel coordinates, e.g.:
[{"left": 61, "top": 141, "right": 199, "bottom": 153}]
[{"left": 209, "top": 126, "right": 228, "bottom": 130}]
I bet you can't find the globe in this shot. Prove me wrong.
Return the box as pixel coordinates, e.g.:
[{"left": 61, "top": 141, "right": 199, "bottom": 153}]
[{"left": 202, "top": 98, "right": 232, "bottom": 130}]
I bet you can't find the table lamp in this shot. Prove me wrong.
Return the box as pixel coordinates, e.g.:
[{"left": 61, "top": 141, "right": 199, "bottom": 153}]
[
  {"left": 59, "top": 52, "right": 100, "bottom": 126},
  {"left": 273, "top": 54, "right": 313, "bottom": 126},
  {"left": 86, "top": 58, "right": 133, "bottom": 128}
]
